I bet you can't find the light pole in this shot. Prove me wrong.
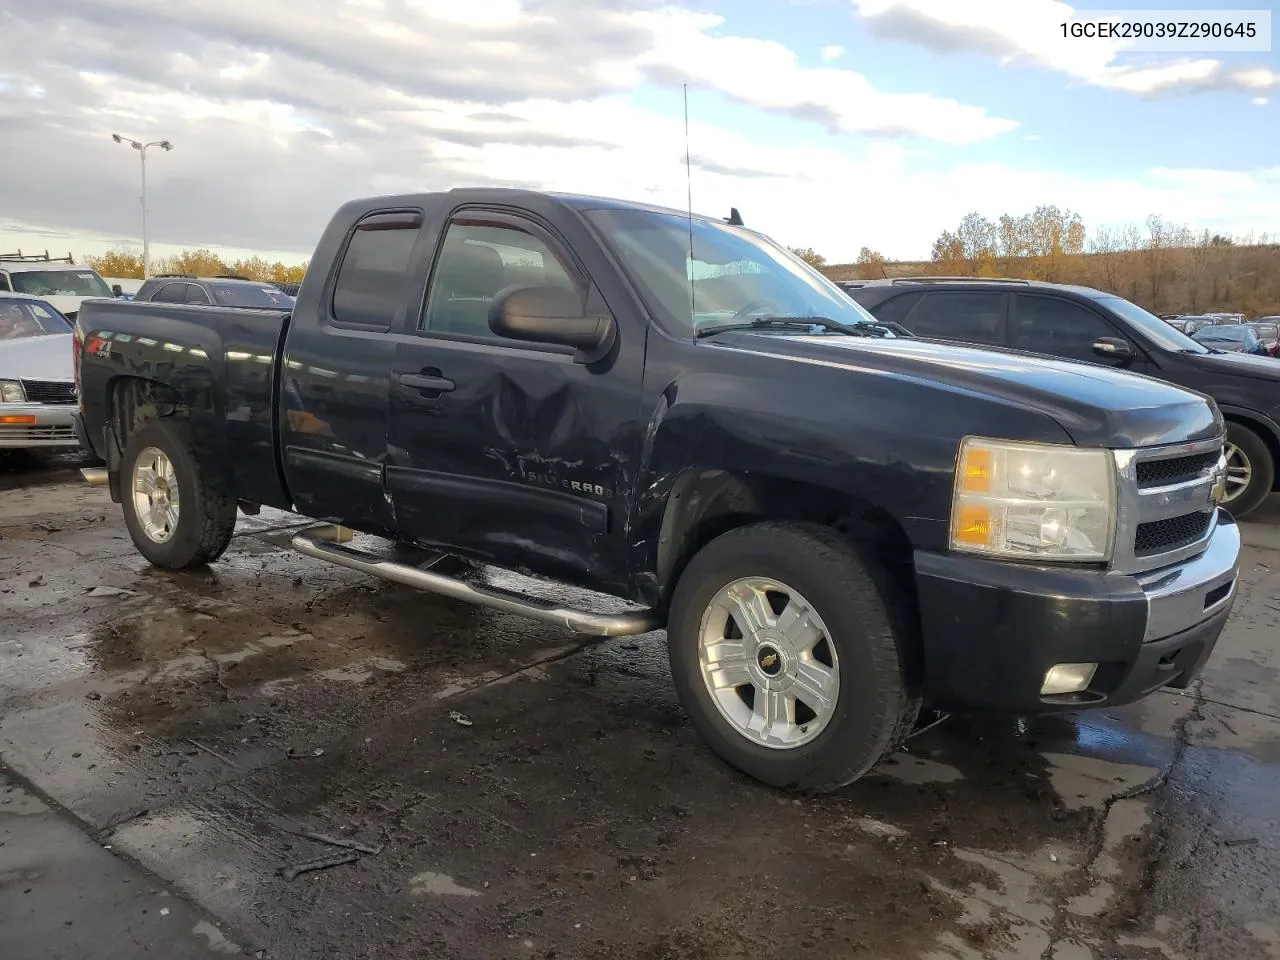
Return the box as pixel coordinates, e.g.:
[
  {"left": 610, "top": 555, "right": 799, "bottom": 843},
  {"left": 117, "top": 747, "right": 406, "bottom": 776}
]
[{"left": 111, "top": 134, "right": 173, "bottom": 278}]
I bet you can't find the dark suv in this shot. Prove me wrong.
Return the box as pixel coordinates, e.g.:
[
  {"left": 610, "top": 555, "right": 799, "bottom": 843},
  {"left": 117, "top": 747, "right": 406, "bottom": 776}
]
[
  {"left": 133, "top": 275, "right": 296, "bottom": 310},
  {"left": 843, "top": 277, "right": 1280, "bottom": 516}
]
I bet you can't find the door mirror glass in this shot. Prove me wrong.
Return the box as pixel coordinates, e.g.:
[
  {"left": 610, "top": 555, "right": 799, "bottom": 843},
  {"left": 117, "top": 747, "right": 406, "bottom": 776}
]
[
  {"left": 1092, "top": 337, "right": 1133, "bottom": 361},
  {"left": 489, "top": 284, "right": 616, "bottom": 363}
]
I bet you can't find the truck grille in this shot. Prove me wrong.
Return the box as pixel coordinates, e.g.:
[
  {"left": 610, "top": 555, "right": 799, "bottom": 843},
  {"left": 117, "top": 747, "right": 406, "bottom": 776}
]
[
  {"left": 1135, "top": 510, "right": 1214, "bottom": 556},
  {"left": 20, "top": 379, "right": 77, "bottom": 405},
  {"left": 1135, "top": 450, "right": 1220, "bottom": 488},
  {"left": 1114, "top": 437, "right": 1225, "bottom": 574}
]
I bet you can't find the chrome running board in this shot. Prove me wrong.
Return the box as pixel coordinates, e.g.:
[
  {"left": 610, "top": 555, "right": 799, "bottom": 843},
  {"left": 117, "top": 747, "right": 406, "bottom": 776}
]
[{"left": 291, "top": 531, "right": 661, "bottom": 637}]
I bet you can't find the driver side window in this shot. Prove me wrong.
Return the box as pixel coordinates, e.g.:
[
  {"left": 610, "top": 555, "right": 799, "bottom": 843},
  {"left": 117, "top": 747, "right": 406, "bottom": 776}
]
[{"left": 421, "top": 218, "right": 577, "bottom": 340}]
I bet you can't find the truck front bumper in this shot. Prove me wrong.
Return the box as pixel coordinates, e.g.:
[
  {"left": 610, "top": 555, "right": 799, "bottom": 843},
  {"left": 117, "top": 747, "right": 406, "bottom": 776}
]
[
  {"left": 0, "top": 403, "right": 80, "bottom": 449},
  {"left": 914, "top": 511, "right": 1240, "bottom": 713}
]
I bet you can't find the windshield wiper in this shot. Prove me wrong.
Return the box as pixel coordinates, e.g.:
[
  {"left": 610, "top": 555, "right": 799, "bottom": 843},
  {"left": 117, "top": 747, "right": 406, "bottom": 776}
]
[{"left": 695, "top": 316, "right": 887, "bottom": 339}]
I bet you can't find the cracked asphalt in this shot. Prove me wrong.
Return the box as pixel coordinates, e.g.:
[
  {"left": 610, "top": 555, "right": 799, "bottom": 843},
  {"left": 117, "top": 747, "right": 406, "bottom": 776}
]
[{"left": 3, "top": 451, "right": 1280, "bottom": 960}]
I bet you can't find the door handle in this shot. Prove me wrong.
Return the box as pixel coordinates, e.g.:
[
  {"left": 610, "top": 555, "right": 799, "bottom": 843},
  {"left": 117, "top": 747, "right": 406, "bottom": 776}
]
[{"left": 399, "top": 372, "right": 455, "bottom": 393}]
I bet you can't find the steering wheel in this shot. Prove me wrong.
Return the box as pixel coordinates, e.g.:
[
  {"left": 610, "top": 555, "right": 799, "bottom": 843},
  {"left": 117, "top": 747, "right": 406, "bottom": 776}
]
[{"left": 730, "top": 299, "right": 781, "bottom": 322}]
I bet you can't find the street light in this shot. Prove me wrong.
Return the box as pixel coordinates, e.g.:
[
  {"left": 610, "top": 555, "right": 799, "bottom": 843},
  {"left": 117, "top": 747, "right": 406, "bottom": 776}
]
[{"left": 111, "top": 134, "right": 174, "bottom": 279}]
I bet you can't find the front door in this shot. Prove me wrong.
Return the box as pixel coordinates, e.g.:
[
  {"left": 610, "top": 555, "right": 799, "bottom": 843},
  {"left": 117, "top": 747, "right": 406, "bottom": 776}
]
[{"left": 385, "top": 207, "right": 641, "bottom": 593}]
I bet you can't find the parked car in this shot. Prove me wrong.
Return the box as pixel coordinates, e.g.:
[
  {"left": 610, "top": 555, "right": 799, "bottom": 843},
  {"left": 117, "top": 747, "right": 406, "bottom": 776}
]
[
  {"left": 0, "top": 252, "right": 116, "bottom": 320},
  {"left": 1248, "top": 320, "right": 1280, "bottom": 357},
  {"left": 0, "top": 292, "right": 80, "bottom": 450},
  {"left": 1205, "top": 312, "right": 1247, "bottom": 325},
  {"left": 844, "top": 278, "right": 1280, "bottom": 516},
  {"left": 133, "top": 274, "right": 296, "bottom": 310},
  {"left": 1193, "top": 324, "right": 1271, "bottom": 356},
  {"left": 74, "top": 190, "right": 1239, "bottom": 794}
]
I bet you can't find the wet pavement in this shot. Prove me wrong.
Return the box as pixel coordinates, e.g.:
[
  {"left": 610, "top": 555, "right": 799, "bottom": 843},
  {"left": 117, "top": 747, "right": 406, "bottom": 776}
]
[{"left": 2, "top": 454, "right": 1280, "bottom": 959}]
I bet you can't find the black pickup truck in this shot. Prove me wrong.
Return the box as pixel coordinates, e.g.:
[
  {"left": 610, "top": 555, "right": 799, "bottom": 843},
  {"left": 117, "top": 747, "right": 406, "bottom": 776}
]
[{"left": 72, "top": 190, "right": 1241, "bottom": 793}]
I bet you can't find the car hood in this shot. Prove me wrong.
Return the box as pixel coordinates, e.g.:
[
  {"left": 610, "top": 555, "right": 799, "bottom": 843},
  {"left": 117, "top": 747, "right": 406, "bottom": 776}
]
[
  {"left": 0, "top": 333, "right": 74, "bottom": 381},
  {"left": 713, "top": 332, "right": 1223, "bottom": 448},
  {"left": 1183, "top": 348, "right": 1280, "bottom": 381}
]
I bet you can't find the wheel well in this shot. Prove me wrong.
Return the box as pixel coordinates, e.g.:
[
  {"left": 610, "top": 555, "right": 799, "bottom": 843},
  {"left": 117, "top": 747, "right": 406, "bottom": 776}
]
[
  {"left": 104, "top": 377, "right": 186, "bottom": 500},
  {"left": 656, "top": 469, "right": 917, "bottom": 608},
  {"left": 1224, "top": 413, "right": 1280, "bottom": 491}
]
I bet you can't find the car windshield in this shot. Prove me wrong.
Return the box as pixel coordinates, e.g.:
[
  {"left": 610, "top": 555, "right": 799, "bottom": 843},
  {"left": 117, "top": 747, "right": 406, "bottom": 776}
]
[
  {"left": 9, "top": 269, "right": 112, "bottom": 298},
  {"left": 1252, "top": 323, "right": 1277, "bottom": 339},
  {"left": 1095, "top": 296, "right": 1208, "bottom": 354},
  {"left": 0, "top": 299, "right": 73, "bottom": 340},
  {"left": 584, "top": 208, "right": 885, "bottom": 335},
  {"left": 207, "top": 282, "right": 296, "bottom": 310}
]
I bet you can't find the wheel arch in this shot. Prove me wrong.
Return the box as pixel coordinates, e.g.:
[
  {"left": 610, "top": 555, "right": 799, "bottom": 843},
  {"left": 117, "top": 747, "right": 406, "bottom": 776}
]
[{"left": 1219, "top": 406, "right": 1280, "bottom": 492}]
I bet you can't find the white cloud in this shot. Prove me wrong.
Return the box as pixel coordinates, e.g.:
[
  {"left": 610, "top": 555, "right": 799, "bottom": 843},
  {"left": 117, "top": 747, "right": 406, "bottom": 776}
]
[
  {"left": 851, "top": 0, "right": 1280, "bottom": 97},
  {"left": 1253, "top": 96, "right": 1270, "bottom": 106},
  {"left": 820, "top": 44, "right": 845, "bottom": 61}
]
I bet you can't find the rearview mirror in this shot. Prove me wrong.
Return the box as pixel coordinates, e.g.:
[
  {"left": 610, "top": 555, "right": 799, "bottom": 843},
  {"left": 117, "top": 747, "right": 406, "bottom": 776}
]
[
  {"left": 1092, "top": 337, "right": 1133, "bottom": 362},
  {"left": 489, "top": 284, "right": 616, "bottom": 364}
]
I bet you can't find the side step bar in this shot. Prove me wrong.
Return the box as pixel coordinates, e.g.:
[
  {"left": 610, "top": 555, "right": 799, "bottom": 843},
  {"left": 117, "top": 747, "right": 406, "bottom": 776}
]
[{"left": 291, "top": 531, "right": 661, "bottom": 637}]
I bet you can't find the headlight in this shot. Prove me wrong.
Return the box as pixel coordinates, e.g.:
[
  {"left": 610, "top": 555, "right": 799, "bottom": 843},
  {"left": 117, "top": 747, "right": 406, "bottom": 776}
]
[
  {"left": 0, "top": 380, "right": 26, "bottom": 403},
  {"left": 950, "top": 437, "right": 1116, "bottom": 561}
]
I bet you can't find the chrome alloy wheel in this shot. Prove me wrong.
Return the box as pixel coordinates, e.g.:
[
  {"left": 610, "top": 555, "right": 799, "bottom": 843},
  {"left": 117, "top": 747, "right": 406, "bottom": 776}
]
[
  {"left": 697, "top": 577, "right": 840, "bottom": 750},
  {"left": 131, "top": 446, "right": 180, "bottom": 543},
  {"left": 1223, "top": 442, "right": 1252, "bottom": 503}
]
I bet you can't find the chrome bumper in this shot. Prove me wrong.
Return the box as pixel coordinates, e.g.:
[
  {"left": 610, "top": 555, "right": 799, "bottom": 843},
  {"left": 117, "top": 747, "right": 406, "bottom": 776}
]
[
  {"left": 0, "top": 403, "right": 79, "bottom": 448},
  {"left": 1136, "top": 510, "right": 1240, "bottom": 643}
]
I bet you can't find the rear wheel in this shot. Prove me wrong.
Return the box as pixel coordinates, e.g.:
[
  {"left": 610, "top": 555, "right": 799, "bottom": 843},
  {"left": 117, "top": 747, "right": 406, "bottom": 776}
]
[
  {"left": 120, "top": 418, "right": 237, "bottom": 569},
  {"left": 667, "top": 521, "right": 919, "bottom": 793},
  {"left": 1223, "top": 422, "right": 1274, "bottom": 518}
]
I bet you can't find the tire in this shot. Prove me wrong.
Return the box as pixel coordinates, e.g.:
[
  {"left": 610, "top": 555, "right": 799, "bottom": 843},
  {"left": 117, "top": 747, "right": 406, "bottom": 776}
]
[
  {"left": 120, "top": 418, "right": 238, "bottom": 569},
  {"left": 1223, "top": 422, "right": 1275, "bottom": 518},
  {"left": 666, "top": 521, "right": 921, "bottom": 793}
]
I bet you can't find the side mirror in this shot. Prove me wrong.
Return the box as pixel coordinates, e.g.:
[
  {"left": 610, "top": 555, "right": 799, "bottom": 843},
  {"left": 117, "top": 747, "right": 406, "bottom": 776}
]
[
  {"left": 489, "top": 284, "right": 616, "bottom": 364},
  {"left": 1092, "top": 337, "right": 1133, "bottom": 362},
  {"left": 111, "top": 284, "right": 123, "bottom": 297}
]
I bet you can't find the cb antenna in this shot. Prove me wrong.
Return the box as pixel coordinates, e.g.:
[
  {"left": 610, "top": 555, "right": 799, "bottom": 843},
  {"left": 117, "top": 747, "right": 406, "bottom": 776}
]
[{"left": 683, "top": 82, "right": 695, "bottom": 320}]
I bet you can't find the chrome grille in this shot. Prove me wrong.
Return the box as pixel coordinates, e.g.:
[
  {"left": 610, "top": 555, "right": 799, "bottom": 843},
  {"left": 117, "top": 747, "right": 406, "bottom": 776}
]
[
  {"left": 1112, "top": 436, "right": 1225, "bottom": 574},
  {"left": 20, "top": 379, "right": 77, "bottom": 405}
]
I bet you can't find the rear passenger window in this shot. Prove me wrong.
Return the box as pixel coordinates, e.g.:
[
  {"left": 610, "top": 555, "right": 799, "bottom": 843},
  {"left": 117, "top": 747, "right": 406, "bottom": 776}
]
[
  {"left": 331, "top": 211, "right": 423, "bottom": 329},
  {"left": 908, "top": 293, "right": 1006, "bottom": 344},
  {"left": 869, "top": 292, "right": 923, "bottom": 327}
]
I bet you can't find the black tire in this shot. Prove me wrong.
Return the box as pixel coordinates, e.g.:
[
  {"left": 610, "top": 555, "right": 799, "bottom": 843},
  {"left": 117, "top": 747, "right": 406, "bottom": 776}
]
[
  {"left": 120, "top": 418, "right": 237, "bottom": 569},
  {"left": 667, "top": 521, "right": 921, "bottom": 793},
  {"left": 1224, "top": 422, "right": 1274, "bottom": 518}
]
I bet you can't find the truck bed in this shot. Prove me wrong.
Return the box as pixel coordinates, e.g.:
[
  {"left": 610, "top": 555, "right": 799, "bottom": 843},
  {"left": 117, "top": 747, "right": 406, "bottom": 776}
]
[{"left": 74, "top": 298, "right": 293, "bottom": 511}]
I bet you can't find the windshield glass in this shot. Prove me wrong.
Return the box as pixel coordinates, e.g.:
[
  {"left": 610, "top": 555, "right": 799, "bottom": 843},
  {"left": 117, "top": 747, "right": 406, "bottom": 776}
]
[
  {"left": 9, "top": 269, "right": 112, "bottom": 298},
  {"left": 208, "top": 282, "right": 296, "bottom": 310},
  {"left": 0, "top": 298, "right": 73, "bottom": 340},
  {"left": 1095, "top": 296, "right": 1208, "bottom": 354},
  {"left": 1196, "top": 326, "right": 1254, "bottom": 343},
  {"left": 584, "top": 208, "right": 882, "bottom": 335},
  {"left": 1250, "top": 323, "right": 1277, "bottom": 339}
]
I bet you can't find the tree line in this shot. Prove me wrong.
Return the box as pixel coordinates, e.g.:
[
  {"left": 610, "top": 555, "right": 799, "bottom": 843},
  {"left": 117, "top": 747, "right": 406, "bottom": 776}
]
[
  {"left": 84, "top": 249, "right": 307, "bottom": 284},
  {"left": 806, "top": 208, "right": 1280, "bottom": 317}
]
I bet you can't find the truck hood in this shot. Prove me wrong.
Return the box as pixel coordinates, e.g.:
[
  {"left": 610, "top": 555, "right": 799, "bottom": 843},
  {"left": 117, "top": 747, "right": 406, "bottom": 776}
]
[
  {"left": 1183, "top": 348, "right": 1280, "bottom": 382},
  {"left": 713, "top": 332, "right": 1223, "bottom": 449},
  {"left": 0, "top": 333, "right": 74, "bottom": 381}
]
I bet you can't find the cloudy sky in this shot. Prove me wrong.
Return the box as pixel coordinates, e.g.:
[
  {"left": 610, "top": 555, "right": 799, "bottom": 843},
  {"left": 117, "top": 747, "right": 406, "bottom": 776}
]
[{"left": 1, "top": 0, "right": 1277, "bottom": 265}]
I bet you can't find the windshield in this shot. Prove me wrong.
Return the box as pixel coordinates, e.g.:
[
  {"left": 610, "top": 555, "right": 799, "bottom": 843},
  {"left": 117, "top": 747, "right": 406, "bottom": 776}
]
[
  {"left": 9, "top": 269, "right": 112, "bottom": 298},
  {"left": 1251, "top": 323, "right": 1277, "bottom": 340},
  {"left": 584, "top": 208, "right": 882, "bottom": 335},
  {"left": 1095, "top": 296, "right": 1208, "bottom": 354},
  {"left": 208, "top": 282, "right": 296, "bottom": 310},
  {"left": 0, "top": 299, "right": 73, "bottom": 340},
  {"left": 1196, "top": 326, "right": 1254, "bottom": 343}
]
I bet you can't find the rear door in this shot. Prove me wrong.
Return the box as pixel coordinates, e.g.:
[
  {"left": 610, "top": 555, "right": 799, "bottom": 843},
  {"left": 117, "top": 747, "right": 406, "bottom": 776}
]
[
  {"left": 385, "top": 206, "right": 639, "bottom": 591},
  {"left": 279, "top": 208, "right": 426, "bottom": 537}
]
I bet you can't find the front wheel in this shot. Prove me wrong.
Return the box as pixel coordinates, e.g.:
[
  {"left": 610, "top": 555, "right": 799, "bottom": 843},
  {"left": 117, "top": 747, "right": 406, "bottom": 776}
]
[
  {"left": 666, "top": 521, "right": 920, "bottom": 793},
  {"left": 1223, "top": 422, "right": 1275, "bottom": 518},
  {"left": 120, "top": 418, "right": 238, "bottom": 569}
]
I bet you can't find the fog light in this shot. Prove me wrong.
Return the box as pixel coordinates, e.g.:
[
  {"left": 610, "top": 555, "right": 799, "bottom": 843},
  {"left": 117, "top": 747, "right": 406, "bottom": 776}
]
[{"left": 1041, "top": 663, "right": 1097, "bottom": 696}]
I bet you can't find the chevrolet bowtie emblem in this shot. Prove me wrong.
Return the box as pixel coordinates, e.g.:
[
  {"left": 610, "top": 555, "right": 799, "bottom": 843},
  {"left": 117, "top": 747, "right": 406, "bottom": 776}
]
[
  {"left": 760, "top": 652, "right": 778, "bottom": 669},
  {"left": 1210, "top": 467, "right": 1228, "bottom": 505}
]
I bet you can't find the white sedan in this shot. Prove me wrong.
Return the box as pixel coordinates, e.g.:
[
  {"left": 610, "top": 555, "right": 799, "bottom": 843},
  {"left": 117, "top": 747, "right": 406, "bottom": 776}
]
[{"left": 0, "top": 292, "right": 80, "bottom": 450}]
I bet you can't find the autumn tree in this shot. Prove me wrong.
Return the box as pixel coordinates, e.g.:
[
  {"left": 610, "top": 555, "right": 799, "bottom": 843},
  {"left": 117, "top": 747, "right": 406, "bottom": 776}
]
[
  {"left": 789, "top": 247, "right": 826, "bottom": 268},
  {"left": 855, "top": 246, "right": 888, "bottom": 279},
  {"left": 158, "top": 248, "right": 232, "bottom": 276},
  {"left": 929, "top": 231, "right": 966, "bottom": 274},
  {"left": 84, "top": 250, "right": 145, "bottom": 278}
]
